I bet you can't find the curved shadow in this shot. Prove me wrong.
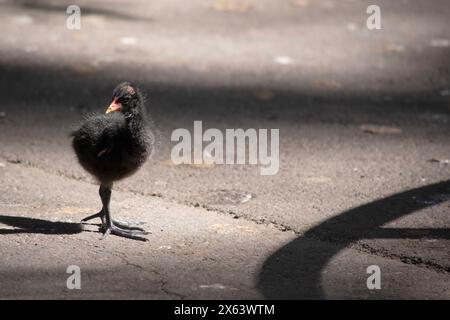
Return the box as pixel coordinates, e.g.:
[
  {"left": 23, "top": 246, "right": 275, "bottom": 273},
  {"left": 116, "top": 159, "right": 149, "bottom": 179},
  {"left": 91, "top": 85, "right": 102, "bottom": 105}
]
[
  {"left": 257, "top": 180, "right": 450, "bottom": 299},
  {"left": 0, "top": 215, "right": 83, "bottom": 235}
]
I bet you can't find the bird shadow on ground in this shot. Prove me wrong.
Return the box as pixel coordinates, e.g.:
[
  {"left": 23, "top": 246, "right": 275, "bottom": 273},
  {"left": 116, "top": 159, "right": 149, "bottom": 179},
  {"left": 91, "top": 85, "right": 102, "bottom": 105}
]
[
  {"left": 257, "top": 179, "right": 450, "bottom": 299},
  {"left": 0, "top": 215, "right": 83, "bottom": 235}
]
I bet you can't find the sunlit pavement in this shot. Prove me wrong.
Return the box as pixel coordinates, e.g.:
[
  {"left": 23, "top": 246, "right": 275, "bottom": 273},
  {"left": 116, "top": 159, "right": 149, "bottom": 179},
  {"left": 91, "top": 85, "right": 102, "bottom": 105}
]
[{"left": 0, "top": 0, "right": 449, "bottom": 299}]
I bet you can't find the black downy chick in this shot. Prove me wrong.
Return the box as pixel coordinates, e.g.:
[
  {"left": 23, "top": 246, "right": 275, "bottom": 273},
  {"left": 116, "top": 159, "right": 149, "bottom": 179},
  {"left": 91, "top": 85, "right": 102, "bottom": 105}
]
[{"left": 72, "top": 82, "right": 152, "bottom": 240}]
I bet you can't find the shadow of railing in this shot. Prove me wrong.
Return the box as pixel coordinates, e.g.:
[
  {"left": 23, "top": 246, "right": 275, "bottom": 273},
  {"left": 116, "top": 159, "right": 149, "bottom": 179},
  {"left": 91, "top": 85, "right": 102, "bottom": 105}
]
[{"left": 257, "top": 180, "right": 450, "bottom": 299}]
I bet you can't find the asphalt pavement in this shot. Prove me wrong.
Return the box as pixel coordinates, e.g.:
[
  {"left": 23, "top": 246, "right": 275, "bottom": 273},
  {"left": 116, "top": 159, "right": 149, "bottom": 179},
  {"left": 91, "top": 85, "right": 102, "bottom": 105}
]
[{"left": 0, "top": 0, "right": 449, "bottom": 299}]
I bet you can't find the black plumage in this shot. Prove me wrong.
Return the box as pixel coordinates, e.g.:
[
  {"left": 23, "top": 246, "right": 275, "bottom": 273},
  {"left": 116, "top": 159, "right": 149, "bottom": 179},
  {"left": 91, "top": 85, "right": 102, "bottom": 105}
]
[{"left": 72, "top": 82, "right": 151, "bottom": 240}]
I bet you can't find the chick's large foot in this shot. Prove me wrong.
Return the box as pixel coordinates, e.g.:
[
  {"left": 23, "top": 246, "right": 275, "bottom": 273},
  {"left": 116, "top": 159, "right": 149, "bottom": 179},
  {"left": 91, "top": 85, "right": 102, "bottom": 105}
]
[
  {"left": 113, "top": 219, "right": 147, "bottom": 232},
  {"left": 81, "top": 211, "right": 104, "bottom": 223},
  {"left": 101, "top": 222, "right": 149, "bottom": 241},
  {"left": 82, "top": 211, "right": 146, "bottom": 232}
]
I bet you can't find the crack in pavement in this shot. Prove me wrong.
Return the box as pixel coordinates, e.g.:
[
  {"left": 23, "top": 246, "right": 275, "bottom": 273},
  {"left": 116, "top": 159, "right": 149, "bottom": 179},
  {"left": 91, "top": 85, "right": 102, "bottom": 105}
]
[
  {"left": 159, "top": 279, "right": 186, "bottom": 300},
  {"left": 355, "top": 242, "right": 450, "bottom": 274},
  {"left": 0, "top": 153, "right": 293, "bottom": 230},
  {"left": 1, "top": 154, "right": 448, "bottom": 275},
  {"left": 69, "top": 236, "right": 186, "bottom": 299}
]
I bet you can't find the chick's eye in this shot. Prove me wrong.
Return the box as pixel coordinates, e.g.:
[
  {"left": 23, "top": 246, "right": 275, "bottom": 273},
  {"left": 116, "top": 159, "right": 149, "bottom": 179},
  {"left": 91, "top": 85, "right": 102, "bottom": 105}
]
[{"left": 117, "top": 96, "right": 129, "bottom": 104}]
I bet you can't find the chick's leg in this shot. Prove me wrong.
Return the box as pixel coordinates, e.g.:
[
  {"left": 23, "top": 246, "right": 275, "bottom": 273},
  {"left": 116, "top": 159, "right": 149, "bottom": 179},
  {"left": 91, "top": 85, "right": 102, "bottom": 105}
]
[
  {"left": 99, "top": 184, "right": 148, "bottom": 241},
  {"left": 81, "top": 186, "right": 146, "bottom": 231}
]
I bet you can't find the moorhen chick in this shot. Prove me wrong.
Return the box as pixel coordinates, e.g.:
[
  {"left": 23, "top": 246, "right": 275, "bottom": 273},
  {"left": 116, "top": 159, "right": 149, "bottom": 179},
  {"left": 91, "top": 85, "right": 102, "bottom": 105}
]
[{"left": 72, "top": 82, "right": 152, "bottom": 240}]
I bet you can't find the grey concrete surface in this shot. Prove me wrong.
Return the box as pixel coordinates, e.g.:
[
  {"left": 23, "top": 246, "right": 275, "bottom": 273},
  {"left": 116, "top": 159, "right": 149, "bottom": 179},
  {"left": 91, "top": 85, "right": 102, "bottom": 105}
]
[{"left": 0, "top": 0, "right": 449, "bottom": 299}]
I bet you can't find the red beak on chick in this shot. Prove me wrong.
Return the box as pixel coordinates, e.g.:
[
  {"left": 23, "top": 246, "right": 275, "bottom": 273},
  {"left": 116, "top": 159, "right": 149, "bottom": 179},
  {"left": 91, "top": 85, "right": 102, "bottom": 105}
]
[{"left": 106, "top": 98, "right": 122, "bottom": 114}]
